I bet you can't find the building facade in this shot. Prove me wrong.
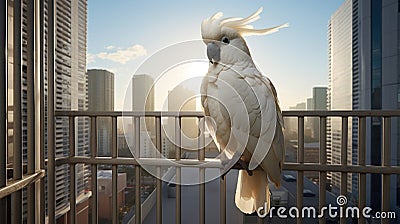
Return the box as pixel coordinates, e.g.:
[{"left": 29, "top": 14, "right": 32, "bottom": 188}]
[
  {"left": 88, "top": 69, "right": 114, "bottom": 156},
  {"left": 329, "top": 0, "right": 400, "bottom": 211},
  {"left": 327, "top": 0, "right": 353, "bottom": 195},
  {"left": 132, "top": 74, "right": 155, "bottom": 157},
  {"left": 7, "top": 0, "right": 90, "bottom": 222}
]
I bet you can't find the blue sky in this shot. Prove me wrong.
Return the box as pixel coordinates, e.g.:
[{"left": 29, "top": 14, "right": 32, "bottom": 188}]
[{"left": 87, "top": 0, "right": 344, "bottom": 110}]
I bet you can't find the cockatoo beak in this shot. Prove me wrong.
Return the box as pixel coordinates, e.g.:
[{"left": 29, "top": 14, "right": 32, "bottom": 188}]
[{"left": 207, "top": 42, "right": 220, "bottom": 64}]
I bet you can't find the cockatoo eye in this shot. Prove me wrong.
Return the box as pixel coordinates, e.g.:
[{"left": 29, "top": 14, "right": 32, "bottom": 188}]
[{"left": 221, "top": 36, "right": 230, "bottom": 44}]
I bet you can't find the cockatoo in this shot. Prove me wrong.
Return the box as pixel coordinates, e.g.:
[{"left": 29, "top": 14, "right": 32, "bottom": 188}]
[{"left": 200, "top": 8, "right": 287, "bottom": 214}]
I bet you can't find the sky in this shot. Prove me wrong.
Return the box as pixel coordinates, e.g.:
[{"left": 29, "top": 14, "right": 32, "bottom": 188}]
[{"left": 87, "top": 0, "right": 345, "bottom": 110}]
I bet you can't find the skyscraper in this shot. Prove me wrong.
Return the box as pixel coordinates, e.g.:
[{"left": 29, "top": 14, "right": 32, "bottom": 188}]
[
  {"left": 88, "top": 69, "right": 115, "bottom": 156},
  {"left": 327, "top": 0, "right": 353, "bottom": 195},
  {"left": 54, "top": 1, "right": 90, "bottom": 220},
  {"left": 168, "top": 85, "right": 197, "bottom": 150},
  {"left": 7, "top": 0, "right": 90, "bottom": 221},
  {"left": 132, "top": 74, "right": 154, "bottom": 112},
  {"left": 311, "top": 87, "right": 327, "bottom": 140},
  {"left": 132, "top": 74, "right": 155, "bottom": 157},
  {"left": 328, "top": 0, "right": 400, "bottom": 211}
]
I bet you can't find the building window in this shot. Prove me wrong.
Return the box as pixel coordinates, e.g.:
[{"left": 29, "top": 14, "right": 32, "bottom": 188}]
[{"left": 398, "top": 0, "right": 400, "bottom": 12}]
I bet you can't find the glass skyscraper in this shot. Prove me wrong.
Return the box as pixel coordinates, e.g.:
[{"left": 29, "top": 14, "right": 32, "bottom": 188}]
[{"left": 328, "top": 0, "right": 400, "bottom": 212}]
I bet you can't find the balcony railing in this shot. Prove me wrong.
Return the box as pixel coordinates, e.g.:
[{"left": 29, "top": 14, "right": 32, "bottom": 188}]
[
  {"left": 49, "top": 110, "right": 400, "bottom": 224},
  {"left": 3, "top": 110, "right": 400, "bottom": 224}
]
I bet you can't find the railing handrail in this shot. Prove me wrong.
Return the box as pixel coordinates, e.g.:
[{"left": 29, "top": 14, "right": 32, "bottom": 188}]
[{"left": 55, "top": 109, "right": 400, "bottom": 117}]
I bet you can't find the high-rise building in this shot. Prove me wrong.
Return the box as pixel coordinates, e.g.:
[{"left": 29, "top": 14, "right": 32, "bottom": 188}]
[
  {"left": 311, "top": 87, "right": 327, "bottom": 140},
  {"left": 88, "top": 69, "right": 114, "bottom": 156},
  {"left": 327, "top": 0, "right": 354, "bottom": 198},
  {"left": 313, "top": 87, "right": 327, "bottom": 110},
  {"left": 286, "top": 102, "right": 306, "bottom": 140},
  {"left": 7, "top": 0, "right": 90, "bottom": 222},
  {"left": 132, "top": 74, "right": 155, "bottom": 157},
  {"left": 328, "top": 0, "right": 400, "bottom": 211},
  {"left": 132, "top": 74, "right": 154, "bottom": 112},
  {"left": 168, "top": 85, "right": 197, "bottom": 150},
  {"left": 54, "top": 1, "right": 90, "bottom": 220}
]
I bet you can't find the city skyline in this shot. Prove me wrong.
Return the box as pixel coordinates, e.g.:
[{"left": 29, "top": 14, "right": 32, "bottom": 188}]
[{"left": 86, "top": 1, "right": 345, "bottom": 110}]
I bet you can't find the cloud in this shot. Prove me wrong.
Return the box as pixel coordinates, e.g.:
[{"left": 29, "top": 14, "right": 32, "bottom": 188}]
[
  {"left": 87, "top": 44, "right": 147, "bottom": 64},
  {"left": 87, "top": 53, "right": 96, "bottom": 64}
]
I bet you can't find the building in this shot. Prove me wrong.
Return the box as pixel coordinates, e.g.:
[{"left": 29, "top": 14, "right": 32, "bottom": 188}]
[
  {"left": 327, "top": 0, "right": 354, "bottom": 198},
  {"left": 328, "top": 0, "right": 400, "bottom": 211},
  {"left": 132, "top": 74, "right": 154, "bottom": 112},
  {"left": 311, "top": 87, "right": 327, "bottom": 140},
  {"left": 312, "top": 87, "right": 327, "bottom": 110},
  {"left": 132, "top": 74, "right": 155, "bottom": 158},
  {"left": 96, "top": 170, "right": 127, "bottom": 222},
  {"left": 54, "top": 1, "right": 90, "bottom": 221},
  {"left": 285, "top": 102, "right": 306, "bottom": 141},
  {"left": 88, "top": 69, "right": 115, "bottom": 156},
  {"left": 167, "top": 85, "right": 198, "bottom": 150},
  {"left": 7, "top": 0, "right": 90, "bottom": 222}
]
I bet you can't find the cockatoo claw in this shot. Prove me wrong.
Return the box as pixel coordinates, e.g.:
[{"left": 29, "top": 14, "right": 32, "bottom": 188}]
[
  {"left": 220, "top": 159, "right": 253, "bottom": 179},
  {"left": 232, "top": 160, "right": 253, "bottom": 176}
]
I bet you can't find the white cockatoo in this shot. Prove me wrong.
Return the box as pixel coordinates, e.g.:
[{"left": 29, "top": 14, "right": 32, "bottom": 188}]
[{"left": 200, "top": 8, "right": 287, "bottom": 214}]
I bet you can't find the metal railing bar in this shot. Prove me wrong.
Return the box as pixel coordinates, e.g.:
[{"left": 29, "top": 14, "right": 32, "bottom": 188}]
[
  {"left": 198, "top": 118, "right": 205, "bottom": 224},
  {"left": 39, "top": 0, "right": 46, "bottom": 222},
  {"left": 0, "top": 0, "right": 7, "bottom": 221},
  {"left": 382, "top": 117, "right": 391, "bottom": 224},
  {"left": 54, "top": 110, "right": 400, "bottom": 118},
  {"left": 297, "top": 117, "right": 304, "bottom": 224},
  {"left": 0, "top": 171, "right": 45, "bottom": 199},
  {"left": 54, "top": 156, "right": 400, "bottom": 174},
  {"left": 57, "top": 157, "right": 223, "bottom": 167},
  {"left": 175, "top": 117, "right": 181, "bottom": 224},
  {"left": 282, "top": 163, "right": 400, "bottom": 174},
  {"left": 47, "top": 0, "right": 56, "bottom": 222},
  {"left": 90, "top": 117, "right": 98, "bottom": 224},
  {"left": 319, "top": 117, "right": 327, "bottom": 224},
  {"left": 26, "top": 0, "right": 36, "bottom": 222},
  {"left": 112, "top": 117, "right": 118, "bottom": 224},
  {"left": 358, "top": 117, "right": 366, "bottom": 224},
  {"left": 12, "top": 0, "right": 23, "bottom": 222},
  {"left": 340, "top": 117, "right": 348, "bottom": 224},
  {"left": 282, "top": 110, "right": 400, "bottom": 117},
  {"left": 69, "top": 117, "right": 77, "bottom": 224},
  {"left": 134, "top": 116, "right": 141, "bottom": 224},
  {"left": 220, "top": 178, "right": 226, "bottom": 224},
  {"left": 156, "top": 116, "right": 162, "bottom": 224},
  {"left": 55, "top": 110, "right": 205, "bottom": 117}
]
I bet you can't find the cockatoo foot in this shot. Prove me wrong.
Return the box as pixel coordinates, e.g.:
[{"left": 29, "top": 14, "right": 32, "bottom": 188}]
[
  {"left": 232, "top": 159, "right": 253, "bottom": 176},
  {"left": 220, "top": 159, "right": 253, "bottom": 180}
]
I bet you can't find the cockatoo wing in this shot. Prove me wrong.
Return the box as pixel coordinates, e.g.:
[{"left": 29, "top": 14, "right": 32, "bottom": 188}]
[
  {"left": 201, "top": 72, "right": 250, "bottom": 170},
  {"left": 256, "top": 75, "right": 284, "bottom": 187},
  {"left": 224, "top": 67, "right": 283, "bottom": 186},
  {"left": 243, "top": 73, "right": 277, "bottom": 171}
]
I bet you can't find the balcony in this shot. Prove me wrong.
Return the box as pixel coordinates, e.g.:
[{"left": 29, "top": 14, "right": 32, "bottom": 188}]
[
  {"left": 2, "top": 1, "right": 400, "bottom": 224},
  {"left": 1, "top": 110, "right": 400, "bottom": 224}
]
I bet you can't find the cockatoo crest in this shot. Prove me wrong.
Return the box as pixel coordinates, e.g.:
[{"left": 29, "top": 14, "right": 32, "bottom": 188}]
[{"left": 201, "top": 7, "right": 288, "bottom": 40}]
